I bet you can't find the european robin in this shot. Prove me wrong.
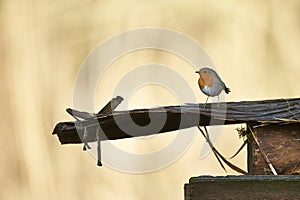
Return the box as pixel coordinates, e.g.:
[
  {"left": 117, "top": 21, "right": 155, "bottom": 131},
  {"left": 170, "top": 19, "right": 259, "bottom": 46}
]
[{"left": 195, "top": 67, "right": 230, "bottom": 107}]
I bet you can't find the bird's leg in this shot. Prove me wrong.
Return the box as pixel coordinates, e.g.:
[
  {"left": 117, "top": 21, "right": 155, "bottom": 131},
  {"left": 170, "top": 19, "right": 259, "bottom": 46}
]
[{"left": 204, "top": 96, "right": 209, "bottom": 108}]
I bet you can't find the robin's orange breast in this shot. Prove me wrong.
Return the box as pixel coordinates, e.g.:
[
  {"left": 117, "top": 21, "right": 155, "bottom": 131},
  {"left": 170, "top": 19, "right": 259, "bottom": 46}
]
[{"left": 199, "top": 72, "right": 214, "bottom": 89}]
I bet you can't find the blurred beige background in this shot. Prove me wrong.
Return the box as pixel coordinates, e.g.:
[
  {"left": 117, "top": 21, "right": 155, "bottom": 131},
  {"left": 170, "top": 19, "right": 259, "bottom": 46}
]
[{"left": 1, "top": 0, "right": 300, "bottom": 199}]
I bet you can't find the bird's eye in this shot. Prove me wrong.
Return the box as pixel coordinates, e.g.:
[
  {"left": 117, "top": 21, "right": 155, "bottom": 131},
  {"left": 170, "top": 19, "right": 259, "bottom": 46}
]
[{"left": 204, "top": 71, "right": 207, "bottom": 73}]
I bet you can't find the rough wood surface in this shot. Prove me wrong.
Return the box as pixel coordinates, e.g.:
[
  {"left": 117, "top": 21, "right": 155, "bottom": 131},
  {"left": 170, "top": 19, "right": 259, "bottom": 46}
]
[
  {"left": 53, "top": 97, "right": 300, "bottom": 144},
  {"left": 184, "top": 175, "right": 300, "bottom": 200},
  {"left": 250, "top": 123, "right": 300, "bottom": 175}
]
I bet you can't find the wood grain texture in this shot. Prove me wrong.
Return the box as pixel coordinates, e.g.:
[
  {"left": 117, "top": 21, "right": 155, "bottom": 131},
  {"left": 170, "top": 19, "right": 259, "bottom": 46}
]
[{"left": 250, "top": 123, "right": 300, "bottom": 175}]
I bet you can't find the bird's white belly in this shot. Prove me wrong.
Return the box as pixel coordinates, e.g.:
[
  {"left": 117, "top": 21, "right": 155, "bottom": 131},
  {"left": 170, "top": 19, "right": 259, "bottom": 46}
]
[{"left": 201, "top": 85, "right": 223, "bottom": 97}]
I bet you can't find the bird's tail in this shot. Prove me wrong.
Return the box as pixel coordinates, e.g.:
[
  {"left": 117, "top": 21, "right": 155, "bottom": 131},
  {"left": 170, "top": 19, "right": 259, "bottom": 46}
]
[{"left": 224, "top": 86, "right": 231, "bottom": 94}]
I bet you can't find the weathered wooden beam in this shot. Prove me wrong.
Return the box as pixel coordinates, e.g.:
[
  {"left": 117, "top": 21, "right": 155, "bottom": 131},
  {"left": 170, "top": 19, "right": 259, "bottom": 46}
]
[
  {"left": 184, "top": 175, "right": 300, "bottom": 200},
  {"left": 52, "top": 97, "right": 300, "bottom": 145}
]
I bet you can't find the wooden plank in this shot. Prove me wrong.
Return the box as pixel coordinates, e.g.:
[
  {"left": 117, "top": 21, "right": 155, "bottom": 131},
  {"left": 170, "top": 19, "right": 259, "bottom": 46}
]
[
  {"left": 53, "top": 97, "right": 300, "bottom": 144},
  {"left": 250, "top": 123, "right": 300, "bottom": 175},
  {"left": 184, "top": 175, "right": 300, "bottom": 200}
]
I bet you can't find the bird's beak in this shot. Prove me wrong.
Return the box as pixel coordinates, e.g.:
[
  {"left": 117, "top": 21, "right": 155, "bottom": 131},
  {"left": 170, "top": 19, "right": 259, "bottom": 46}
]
[{"left": 195, "top": 71, "right": 199, "bottom": 74}]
